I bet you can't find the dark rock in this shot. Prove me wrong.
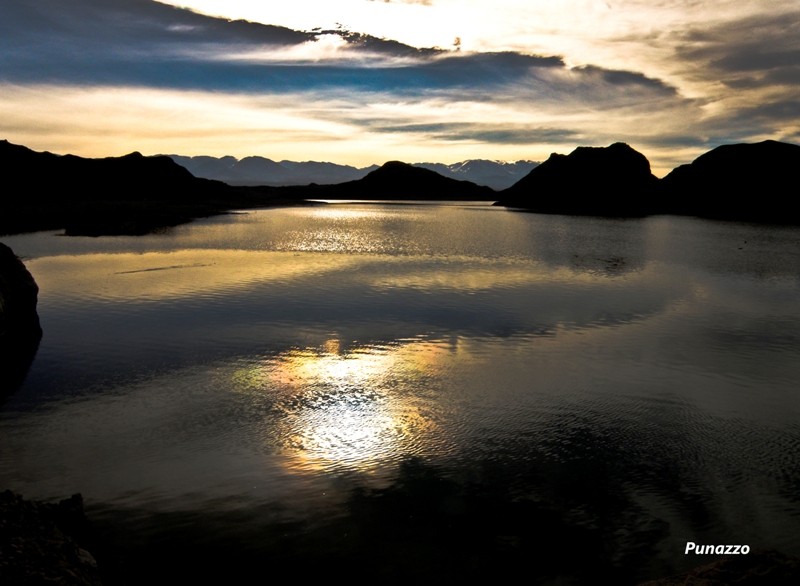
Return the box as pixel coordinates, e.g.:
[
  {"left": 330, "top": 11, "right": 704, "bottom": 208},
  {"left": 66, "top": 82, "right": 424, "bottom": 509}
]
[
  {"left": 0, "top": 243, "right": 42, "bottom": 398},
  {"left": 496, "top": 142, "right": 659, "bottom": 216},
  {"left": 660, "top": 140, "right": 800, "bottom": 223},
  {"left": 0, "top": 491, "right": 103, "bottom": 586}
]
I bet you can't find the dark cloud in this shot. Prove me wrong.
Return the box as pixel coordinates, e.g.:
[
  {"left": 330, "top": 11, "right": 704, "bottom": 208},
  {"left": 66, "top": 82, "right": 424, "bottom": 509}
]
[
  {"left": 321, "top": 29, "right": 443, "bottom": 57},
  {"left": 711, "top": 49, "right": 800, "bottom": 73},
  {"left": 636, "top": 134, "right": 715, "bottom": 150},
  {"left": 676, "top": 12, "right": 800, "bottom": 84},
  {"left": 0, "top": 0, "right": 315, "bottom": 51},
  {"left": 0, "top": 0, "right": 440, "bottom": 83},
  {"left": 721, "top": 65, "right": 800, "bottom": 90},
  {"left": 0, "top": 0, "right": 680, "bottom": 109},
  {"left": 663, "top": 10, "right": 800, "bottom": 150},
  {"left": 731, "top": 99, "right": 800, "bottom": 124},
  {"left": 572, "top": 66, "right": 676, "bottom": 93},
  {"left": 365, "top": 122, "right": 580, "bottom": 144}
]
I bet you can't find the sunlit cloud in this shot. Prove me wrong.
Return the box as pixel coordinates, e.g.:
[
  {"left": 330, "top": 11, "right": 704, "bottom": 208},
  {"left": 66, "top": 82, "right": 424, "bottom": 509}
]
[
  {"left": 0, "top": 79, "right": 700, "bottom": 174},
  {"left": 1, "top": 0, "right": 798, "bottom": 173}
]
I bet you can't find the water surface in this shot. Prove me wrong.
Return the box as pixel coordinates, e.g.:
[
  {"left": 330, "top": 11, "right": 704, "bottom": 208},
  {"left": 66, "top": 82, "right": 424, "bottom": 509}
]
[{"left": 2, "top": 204, "right": 799, "bottom": 583}]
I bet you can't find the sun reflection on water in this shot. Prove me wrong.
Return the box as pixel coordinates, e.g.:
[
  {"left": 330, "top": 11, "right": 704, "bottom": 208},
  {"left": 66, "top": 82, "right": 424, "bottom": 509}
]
[{"left": 241, "top": 337, "right": 455, "bottom": 474}]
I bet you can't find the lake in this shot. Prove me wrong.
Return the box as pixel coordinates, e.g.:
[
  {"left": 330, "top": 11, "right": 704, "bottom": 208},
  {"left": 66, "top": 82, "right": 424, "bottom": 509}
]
[{"left": 2, "top": 202, "right": 800, "bottom": 583}]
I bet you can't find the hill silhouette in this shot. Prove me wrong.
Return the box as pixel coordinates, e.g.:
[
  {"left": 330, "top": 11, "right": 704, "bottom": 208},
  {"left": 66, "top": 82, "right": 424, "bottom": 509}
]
[
  {"left": 496, "top": 140, "right": 800, "bottom": 223},
  {"left": 0, "top": 140, "right": 284, "bottom": 236},
  {"left": 660, "top": 140, "right": 800, "bottom": 222},
  {"left": 276, "top": 160, "right": 495, "bottom": 200},
  {"left": 1, "top": 141, "right": 495, "bottom": 236},
  {"left": 496, "top": 143, "right": 659, "bottom": 216},
  {"left": 4, "top": 138, "right": 800, "bottom": 233}
]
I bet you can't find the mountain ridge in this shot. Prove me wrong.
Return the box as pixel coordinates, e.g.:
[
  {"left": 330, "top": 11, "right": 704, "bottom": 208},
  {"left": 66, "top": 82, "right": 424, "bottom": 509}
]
[
  {"left": 0, "top": 139, "right": 284, "bottom": 236},
  {"left": 274, "top": 160, "right": 496, "bottom": 201},
  {"left": 3, "top": 138, "right": 800, "bottom": 235},
  {"left": 169, "top": 154, "right": 538, "bottom": 190}
]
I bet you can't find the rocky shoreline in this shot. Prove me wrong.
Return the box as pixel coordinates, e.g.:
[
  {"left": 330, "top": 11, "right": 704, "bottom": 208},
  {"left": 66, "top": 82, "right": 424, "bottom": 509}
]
[{"left": 0, "top": 491, "right": 103, "bottom": 586}]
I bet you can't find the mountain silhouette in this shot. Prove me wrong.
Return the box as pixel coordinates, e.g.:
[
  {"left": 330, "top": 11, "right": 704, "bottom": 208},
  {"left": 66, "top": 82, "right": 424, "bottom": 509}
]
[
  {"left": 496, "top": 143, "right": 658, "bottom": 216},
  {"left": 660, "top": 140, "right": 800, "bottom": 222},
  {"left": 169, "top": 154, "right": 377, "bottom": 187},
  {"left": 4, "top": 138, "right": 800, "bottom": 233},
  {"left": 415, "top": 159, "right": 538, "bottom": 190},
  {"left": 0, "top": 140, "right": 282, "bottom": 236},
  {"left": 282, "top": 160, "right": 496, "bottom": 200},
  {"left": 171, "top": 155, "right": 535, "bottom": 190},
  {"left": 1, "top": 139, "right": 220, "bottom": 201}
]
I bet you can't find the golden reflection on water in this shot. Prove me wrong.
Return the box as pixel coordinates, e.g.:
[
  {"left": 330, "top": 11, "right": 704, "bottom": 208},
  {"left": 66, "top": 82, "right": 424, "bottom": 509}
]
[
  {"left": 238, "top": 337, "right": 455, "bottom": 474},
  {"left": 27, "top": 250, "right": 366, "bottom": 302}
]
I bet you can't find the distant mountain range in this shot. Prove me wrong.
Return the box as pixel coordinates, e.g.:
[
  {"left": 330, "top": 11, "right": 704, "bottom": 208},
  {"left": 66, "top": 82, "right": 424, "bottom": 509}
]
[
  {"left": 279, "top": 161, "right": 496, "bottom": 201},
  {"left": 0, "top": 140, "right": 497, "bottom": 235},
  {"left": 168, "top": 155, "right": 538, "bottom": 191},
  {"left": 415, "top": 160, "right": 539, "bottom": 191}
]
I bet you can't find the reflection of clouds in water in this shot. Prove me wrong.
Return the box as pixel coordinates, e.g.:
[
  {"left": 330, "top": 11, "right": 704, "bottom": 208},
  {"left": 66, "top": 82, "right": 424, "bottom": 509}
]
[
  {"left": 27, "top": 250, "right": 365, "bottom": 303},
  {"left": 18, "top": 244, "right": 704, "bottom": 399},
  {"left": 369, "top": 257, "right": 647, "bottom": 291}
]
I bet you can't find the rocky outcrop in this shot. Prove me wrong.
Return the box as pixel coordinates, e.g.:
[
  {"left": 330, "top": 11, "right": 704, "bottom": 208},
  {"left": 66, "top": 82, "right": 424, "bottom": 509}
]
[
  {"left": 0, "top": 243, "right": 42, "bottom": 398},
  {"left": 0, "top": 491, "right": 103, "bottom": 586},
  {"left": 496, "top": 142, "right": 658, "bottom": 216},
  {"left": 660, "top": 140, "right": 800, "bottom": 223}
]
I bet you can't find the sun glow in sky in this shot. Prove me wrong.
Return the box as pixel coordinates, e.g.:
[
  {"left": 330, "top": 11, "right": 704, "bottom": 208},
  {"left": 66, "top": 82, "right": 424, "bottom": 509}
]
[{"left": 2, "top": 0, "right": 799, "bottom": 174}]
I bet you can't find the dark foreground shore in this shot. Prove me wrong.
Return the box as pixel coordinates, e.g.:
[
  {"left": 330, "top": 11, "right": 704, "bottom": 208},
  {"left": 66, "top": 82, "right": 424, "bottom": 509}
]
[
  {"left": 0, "top": 491, "right": 102, "bottom": 586},
  {"left": 3, "top": 488, "right": 800, "bottom": 586}
]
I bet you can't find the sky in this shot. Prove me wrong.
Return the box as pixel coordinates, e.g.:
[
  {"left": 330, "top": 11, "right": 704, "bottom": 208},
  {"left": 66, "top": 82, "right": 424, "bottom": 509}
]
[{"left": 1, "top": 0, "right": 798, "bottom": 176}]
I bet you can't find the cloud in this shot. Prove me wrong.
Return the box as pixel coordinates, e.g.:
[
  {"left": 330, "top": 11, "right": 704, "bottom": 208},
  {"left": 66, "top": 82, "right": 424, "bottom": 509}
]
[
  {"left": 366, "top": 0, "right": 433, "bottom": 4},
  {"left": 0, "top": 0, "right": 315, "bottom": 52},
  {"left": 678, "top": 13, "right": 800, "bottom": 85},
  {"left": 0, "top": 0, "right": 682, "bottom": 109},
  {"left": 4, "top": 0, "right": 794, "bottom": 176},
  {"left": 661, "top": 10, "right": 800, "bottom": 149},
  {"left": 360, "top": 122, "right": 580, "bottom": 144}
]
